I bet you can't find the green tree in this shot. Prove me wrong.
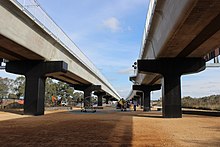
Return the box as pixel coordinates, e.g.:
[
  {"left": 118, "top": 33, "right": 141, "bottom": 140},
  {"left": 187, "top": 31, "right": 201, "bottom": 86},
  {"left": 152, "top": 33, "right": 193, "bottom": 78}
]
[
  {"left": 45, "top": 78, "right": 57, "bottom": 105},
  {"left": 56, "top": 81, "right": 74, "bottom": 100},
  {"left": 0, "top": 77, "right": 13, "bottom": 98},
  {"left": 72, "top": 92, "right": 83, "bottom": 102},
  {"left": 13, "top": 76, "right": 25, "bottom": 98},
  {"left": 44, "top": 79, "right": 75, "bottom": 106}
]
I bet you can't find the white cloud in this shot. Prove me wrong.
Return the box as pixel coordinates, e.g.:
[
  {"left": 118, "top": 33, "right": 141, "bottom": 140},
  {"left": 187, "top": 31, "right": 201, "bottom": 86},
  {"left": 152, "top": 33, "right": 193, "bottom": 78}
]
[
  {"left": 117, "top": 68, "right": 134, "bottom": 75},
  {"left": 103, "top": 17, "right": 121, "bottom": 32},
  {"left": 181, "top": 68, "right": 220, "bottom": 97},
  {"left": 116, "top": 88, "right": 131, "bottom": 98},
  {"left": 182, "top": 80, "right": 220, "bottom": 98}
]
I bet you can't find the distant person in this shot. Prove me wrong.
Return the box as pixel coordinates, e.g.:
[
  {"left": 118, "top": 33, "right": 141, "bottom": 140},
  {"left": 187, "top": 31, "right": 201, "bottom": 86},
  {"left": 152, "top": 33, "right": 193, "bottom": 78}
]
[
  {"left": 52, "top": 96, "right": 57, "bottom": 107},
  {"left": 133, "top": 99, "right": 137, "bottom": 111}
]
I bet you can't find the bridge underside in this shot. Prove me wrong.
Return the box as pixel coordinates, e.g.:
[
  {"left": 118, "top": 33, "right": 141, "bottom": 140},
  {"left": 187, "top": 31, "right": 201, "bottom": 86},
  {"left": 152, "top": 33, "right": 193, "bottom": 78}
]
[
  {"left": 0, "top": 0, "right": 120, "bottom": 101},
  {"left": 158, "top": 0, "right": 220, "bottom": 58},
  {"left": 0, "top": 35, "right": 112, "bottom": 115},
  {"left": 0, "top": 34, "right": 44, "bottom": 60},
  {"left": 0, "top": 34, "right": 91, "bottom": 86},
  {"left": 0, "top": 0, "right": 120, "bottom": 115},
  {"left": 132, "top": 0, "right": 220, "bottom": 118},
  {"left": 137, "top": 0, "right": 220, "bottom": 86}
]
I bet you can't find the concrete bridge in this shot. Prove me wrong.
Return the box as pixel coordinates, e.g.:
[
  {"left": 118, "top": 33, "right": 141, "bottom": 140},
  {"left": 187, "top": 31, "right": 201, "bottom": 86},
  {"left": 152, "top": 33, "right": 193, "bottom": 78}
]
[
  {"left": 129, "top": 0, "right": 220, "bottom": 118},
  {"left": 0, "top": 0, "right": 120, "bottom": 115}
]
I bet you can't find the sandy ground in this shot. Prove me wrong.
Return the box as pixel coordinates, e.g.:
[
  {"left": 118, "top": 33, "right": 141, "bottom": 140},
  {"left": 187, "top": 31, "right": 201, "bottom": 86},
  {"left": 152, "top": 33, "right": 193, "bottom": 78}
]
[{"left": 0, "top": 107, "right": 219, "bottom": 147}]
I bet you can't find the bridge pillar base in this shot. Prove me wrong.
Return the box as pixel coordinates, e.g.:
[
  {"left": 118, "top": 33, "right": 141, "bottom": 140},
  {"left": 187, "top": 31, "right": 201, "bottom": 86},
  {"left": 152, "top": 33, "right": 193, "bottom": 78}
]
[
  {"left": 6, "top": 61, "right": 67, "bottom": 115},
  {"left": 138, "top": 58, "right": 205, "bottom": 118}
]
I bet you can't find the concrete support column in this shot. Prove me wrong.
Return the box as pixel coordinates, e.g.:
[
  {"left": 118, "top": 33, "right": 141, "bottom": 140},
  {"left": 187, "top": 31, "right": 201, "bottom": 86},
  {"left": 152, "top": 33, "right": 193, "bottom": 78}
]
[
  {"left": 106, "top": 98, "right": 109, "bottom": 104},
  {"left": 143, "top": 90, "right": 151, "bottom": 111},
  {"left": 94, "top": 92, "right": 106, "bottom": 106},
  {"left": 140, "top": 96, "right": 143, "bottom": 108},
  {"left": 138, "top": 58, "right": 205, "bottom": 118},
  {"left": 84, "top": 86, "right": 101, "bottom": 107},
  {"left": 137, "top": 96, "right": 140, "bottom": 106},
  {"left": 98, "top": 95, "right": 103, "bottom": 106},
  {"left": 103, "top": 95, "right": 111, "bottom": 105},
  {"left": 84, "top": 89, "right": 91, "bottom": 107},
  {"left": 133, "top": 85, "right": 161, "bottom": 112},
  {"left": 24, "top": 75, "right": 46, "bottom": 115},
  {"left": 136, "top": 92, "right": 143, "bottom": 108},
  {"left": 162, "top": 74, "right": 181, "bottom": 118},
  {"left": 73, "top": 85, "right": 101, "bottom": 107},
  {"left": 6, "top": 61, "right": 67, "bottom": 115}
]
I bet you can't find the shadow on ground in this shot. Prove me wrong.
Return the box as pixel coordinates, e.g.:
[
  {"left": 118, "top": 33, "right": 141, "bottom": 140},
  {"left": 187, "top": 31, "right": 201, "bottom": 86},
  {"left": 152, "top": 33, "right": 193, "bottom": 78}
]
[
  {"left": 0, "top": 108, "right": 24, "bottom": 115},
  {"left": 183, "top": 110, "right": 220, "bottom": 117},
  {"left": 0, "top": 110, "right": 133, "bottom": 146}
]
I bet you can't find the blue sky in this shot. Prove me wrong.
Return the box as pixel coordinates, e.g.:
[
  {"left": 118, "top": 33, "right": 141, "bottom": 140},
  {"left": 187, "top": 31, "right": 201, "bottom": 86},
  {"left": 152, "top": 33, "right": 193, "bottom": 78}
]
[
  {"left": 1, "top": 0, "right": 220, "bottom": 99},
  {"left": 37, "top": 0, "right": 149, "bottom": 98}
]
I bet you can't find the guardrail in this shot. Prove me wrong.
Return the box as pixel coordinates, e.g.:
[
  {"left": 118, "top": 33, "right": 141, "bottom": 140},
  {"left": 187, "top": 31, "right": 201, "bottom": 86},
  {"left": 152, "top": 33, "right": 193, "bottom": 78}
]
[
  {"left": 139, "top": 0, "right": 157, "bottom": 59},
  {"left": 127, "top": 0, "right": 157, "bottom": 99},
  {"left": 9, "top": 0, "right": 120, "bottom": 97}
]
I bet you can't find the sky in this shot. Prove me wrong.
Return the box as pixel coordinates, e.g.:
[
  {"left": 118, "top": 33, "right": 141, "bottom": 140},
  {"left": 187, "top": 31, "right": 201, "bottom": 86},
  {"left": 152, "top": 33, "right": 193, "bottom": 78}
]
[{"left": 1, "top": 0, "right": 220, "bottom": 99}]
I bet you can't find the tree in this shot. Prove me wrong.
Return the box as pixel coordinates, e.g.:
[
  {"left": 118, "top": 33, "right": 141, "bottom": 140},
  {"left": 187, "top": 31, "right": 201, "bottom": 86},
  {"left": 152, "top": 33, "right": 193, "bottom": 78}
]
[
  {"left": 45, "top": 78, "right": 75, "bottom": 106},
  {"left": 182, "top": 95, "right": 220, "bottom": 110},
  {"left": 0, "top": 77, "right": 13, "bottom": 98},
  {"left": 72, "top": 92, "right": 83, "bottom": 102},
  {"left": 13, "top": 76, "right": 25, "bottom": 98},
  {"left": 45, "top": 78, "right": 57, "bottom": 105},
  {"left": 56, "top": 81, "right": 74, "bottom": 100}
]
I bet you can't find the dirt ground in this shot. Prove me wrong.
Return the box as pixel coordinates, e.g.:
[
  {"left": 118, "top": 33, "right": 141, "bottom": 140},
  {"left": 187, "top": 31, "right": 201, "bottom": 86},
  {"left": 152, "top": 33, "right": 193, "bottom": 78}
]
[{"left": 0, "top": 107, "right": 219, "bottom": 147}]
